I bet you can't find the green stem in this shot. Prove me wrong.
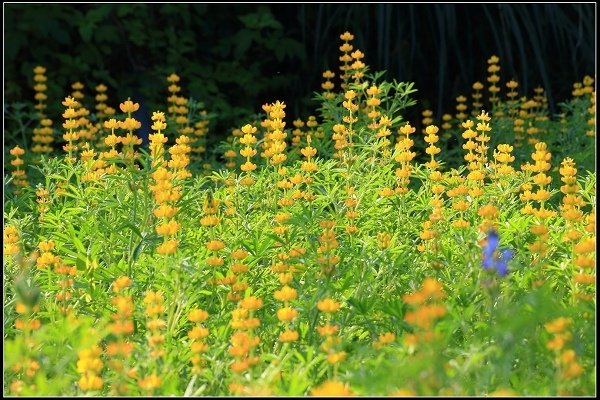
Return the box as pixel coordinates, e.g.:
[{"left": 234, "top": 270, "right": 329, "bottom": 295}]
[
  {"left": 167, "top": 273, "right": 182, "bottom": 335},
  {"left": 128, "top": 177, "right": 138, "bottom": 278}
]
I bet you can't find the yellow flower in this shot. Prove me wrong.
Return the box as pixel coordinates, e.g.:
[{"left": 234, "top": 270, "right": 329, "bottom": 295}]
[
  {"left": 477, "top": 204, "right": 499, "bottom": 220},
  {"left": 119, "top": 117, "right": 142, "bottom": 131},
  {"left": 138, "top": 374, "right": 161, "bottom": 390},
  {"left": 166, "top": 73, "right": 180, "bottom": 83},
  {"left": 310, "top": 380, "right": 354, "bottom": 396},
  {"left": 317, "top": 298, "right": 341, "bottom": 313},
  {"left": 78, "top": 374, "right": 103, "bottom": 391},
  {"left": 151, "top": 111, "right": 166, "bottom": 122},
  {"left": 322, "top": 70, "right": 336, "bottom": 79},
  {"left": 487, "top": 55, "right": 500, "bottom": 64},
  {"left": 241, "top": 124, "right": 257, "bottom": 135},
  {"left": 38, "top": 240, "right": 55, "bottom": 252},
  {"left": 240, "top": 147, "right": 257, "bottom": 158},
  {"left": 470, "top": 82, "right": 484, "bottom": 91},
  {"left": 62, "top": 107, "right": 79, "bottom": 119},
  {"left": 200, "top": 215, "right": 221, "bottom": 227},
  {"left": 119, "top": 100, "right": 140, "bottom": 113},
  {"left": 143, "top": 290, "right": 164, "bottom": 304},
  {"left": 326, "top": 351, "right": 347, "bottom": 364},
  {"left": 153, "top": 205, "right": 179, "bottom": 219},
  {"left": 151, "top": 120, "right": 167, "bottom": 131},
  {"left": 373, "top": 187, "right": 393, "bottom": 199},
  {"left": 62, "top": 96, "right": 79, "bottom": 108},
  {"left": 206, "top": 256, "right": 224, "bottom": 267},
  {"left": 157, "top": 239, "right": 178, "bottom": 255},
  {"left": 424, "top": 125, "right": 439, "bottom": 136},
  {"left": 279, "top": 329, "right": 299, "bottom": 342},
  {"left": 574, "top": 273, "right": 595, "bottom": 284},
  {"left": 274, "top": 285, "right": 298, "bottom": 302},
  {"left": 573, "top": 238, "right": 595, "bottom": 254},
  {"left": 425, "top": 145, "right": 441, "bottom": 156},
  {"left": 240, "top": 134, "right": 257, "bottom": 145},
  {"left": 240, "top": 296, "right": 263, "bottom": 310},
  {"left": 276, "top": 307, "right": 298, "bottom": 322},
  {"left": 574, "top": 256, "right": 595, "bottom": 269},
  {"left": 240, "top": 161, "right": 257, "bottom": 172},
  {"left": 544, "top": 317, "right": 571, "bottom": 334},
  {"left": 231, "top": 249, "right": 249, "bottom": 260},
  {"left": 561, "top": 362, "right": 584, "bottom": 379},
  {"left": 10, "top": 146, "right": 26, "bottom": 157},
  {"left": 230, "top": 263, "right": 248, "bottom": 274},
  {"left": 340, "top": 31, "right": 354, "bottom": 41},
  {"left": 301, "top": 146, "right": 317, "bottom": 158},
  {"left": 374, "top": 332, "right": 396, "bottom": 348},
  {"left": 421, "top": 278, "right": 446, "bottom": 300},
  {"left": 33, "top": 65, "right": 46, "bottom": 75},
  {"left": 529, "top": 224, "right": 549, "bottom": 236},
  {"left": 344, "top": 90, "right": 357, "bottom": 100},
  {"left": 206, "top": 240, "right": 225, "bottom": 252},
  {"left": 156, "top": 220, "right": 181, "bottom": 236},
  {"left": 191, "top": 342, "right": 209, "bottom": 353},
  {"left": 188, "top": 326, "right": 209, "bottom": 340},
  {"left": 147, "top": 319, "right": 166, "bottom": 331},
  {"left": 399, "top": 123, "right": 416, "bottom": 135}
]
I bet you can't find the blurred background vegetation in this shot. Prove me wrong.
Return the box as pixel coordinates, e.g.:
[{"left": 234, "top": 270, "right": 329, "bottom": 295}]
[{"left": 4, "top": 3, "right": 595, "bottom": 140}]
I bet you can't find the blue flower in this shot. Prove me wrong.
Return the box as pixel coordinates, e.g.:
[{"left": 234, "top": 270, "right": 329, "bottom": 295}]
[
  {"left": 482, "top": 230, "right": 514, "bottom": 277},
  {"left": 482, "top": 230, "right": 499, "bottom": 270}
]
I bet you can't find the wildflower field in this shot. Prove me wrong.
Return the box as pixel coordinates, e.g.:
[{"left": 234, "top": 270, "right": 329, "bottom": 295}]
[{"left": 3, "top": 31, "right": 596, "bottom": 396}]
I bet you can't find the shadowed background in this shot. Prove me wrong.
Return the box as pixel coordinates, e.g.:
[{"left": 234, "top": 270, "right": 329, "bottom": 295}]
[{"left": 4, "top": 3, "right": 595, "bottom": 144}]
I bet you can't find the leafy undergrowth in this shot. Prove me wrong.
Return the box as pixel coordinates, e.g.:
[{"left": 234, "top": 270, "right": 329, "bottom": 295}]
[{"left": 3, "top": 33, "right": 596, "bottom": 396}]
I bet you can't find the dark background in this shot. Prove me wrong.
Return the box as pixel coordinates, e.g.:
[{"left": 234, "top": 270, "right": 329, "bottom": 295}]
[{"left": 4, "top": 3, "right": 596, "bottom": 141}]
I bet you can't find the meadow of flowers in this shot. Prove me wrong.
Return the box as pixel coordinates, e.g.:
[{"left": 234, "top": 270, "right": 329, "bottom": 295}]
[{"left": 3, "top": 31, "right": 596, "bottom": 396}]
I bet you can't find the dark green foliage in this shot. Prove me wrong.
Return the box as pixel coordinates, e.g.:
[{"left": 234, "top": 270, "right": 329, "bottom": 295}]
[{"left": 4, "top": 4, "right": 594, "bottom": 139}]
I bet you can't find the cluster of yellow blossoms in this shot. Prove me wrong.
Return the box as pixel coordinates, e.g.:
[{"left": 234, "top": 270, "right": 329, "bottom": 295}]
[{"left": 402, "top": 278, "right": 447, "bottom": 349}]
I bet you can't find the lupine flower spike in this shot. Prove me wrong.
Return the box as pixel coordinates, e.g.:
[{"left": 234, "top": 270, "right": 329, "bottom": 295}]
[{"left": 482, "top": 230, "right": 514, "bottom": 277}]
